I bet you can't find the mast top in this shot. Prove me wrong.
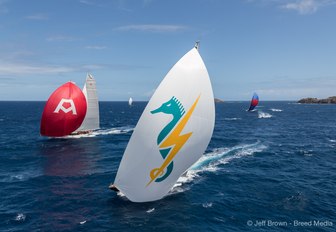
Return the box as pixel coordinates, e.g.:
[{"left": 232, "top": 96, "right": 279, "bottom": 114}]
[{"left": 194, "top": 41, "right": 200, "bottom": 50}]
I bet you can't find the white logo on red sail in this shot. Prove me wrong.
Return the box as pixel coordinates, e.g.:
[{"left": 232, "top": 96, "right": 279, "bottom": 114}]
[{"left": 54, "top": 98, "right": 77, "bottom": 115}]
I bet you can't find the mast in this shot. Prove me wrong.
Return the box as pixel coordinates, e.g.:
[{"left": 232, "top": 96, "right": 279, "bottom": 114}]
[{"left": 194, "top": 41, "right": 200, "bottom": 50}]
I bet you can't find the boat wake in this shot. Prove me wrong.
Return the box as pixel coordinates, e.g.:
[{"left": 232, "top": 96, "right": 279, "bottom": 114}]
[
  {"left": 258, "top": 111, "right": 272, "bottom": 118},
  {"left": 170, "top": 142, "right": 267, "bottom": 193},
  {"left": 66, "top": 126, "right": 134, "bottom": 138},
  {"left": 270, "top": 108, "right": 283, "bottom": 112},
  {"left": 0, "top": 170, "right": 42, "bottom": 183}
]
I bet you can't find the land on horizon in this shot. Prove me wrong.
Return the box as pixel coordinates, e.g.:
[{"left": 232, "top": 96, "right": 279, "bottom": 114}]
[{"left": 298, "top": 96, "right": 336, "bottom": 104}]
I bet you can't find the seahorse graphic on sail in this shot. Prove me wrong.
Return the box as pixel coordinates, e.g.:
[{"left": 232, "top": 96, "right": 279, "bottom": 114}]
[{"left": 148, "top": 95, "right": 200, "bottom": 186}]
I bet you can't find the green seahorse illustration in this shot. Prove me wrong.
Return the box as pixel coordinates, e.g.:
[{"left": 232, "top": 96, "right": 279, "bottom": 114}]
[{"left": 150, "top": 96, "right": 185, "bottom": 182}]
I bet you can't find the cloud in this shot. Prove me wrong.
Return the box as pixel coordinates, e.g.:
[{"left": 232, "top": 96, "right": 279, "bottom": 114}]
[
  {"left": 0, "top": 63, "right": 75, "bottom": 75},
  {"left": 46, "top": 35, "right": 78, "bottom": 42},
  {"left": 282, "top": 0, "right": 320, "bottom": 14},
  {"left": 78, "top": 0, "right": 96, "bottom": 5},
  {"left": 256, "top": 76, "right": 336, "bottom": 99},
  {"left": 115, "top": 24, "right": 188, "bottom": 33},
  {"left": 78, "top": 0, "right": 108, "bottom": 7},
  {"left": 81, "top": 64, "right": 104, "bottom": 70},
  {"left": 0, "top": 63, "right": 105, "bottom": 76},
  {"left": 26, "top": 13, "right": 49, "bottom": 20},
  {"left": 248, "top": 0, "right": 336, "bottom": 14},
  {"left": 85, "top": 45, "right": 107, "bottom": 50}
]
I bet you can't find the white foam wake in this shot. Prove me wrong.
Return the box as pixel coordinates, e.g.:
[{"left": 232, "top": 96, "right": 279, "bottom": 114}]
[
  {"left": 0, "top": 170, "right": 42, "bottom": 183},
  {"left": 170, "top": 142, "right": 267, "bottom": 193},
  {"left": 258, "top": 111, "right": 272, "bottom": 118},
  {"left": 66, "top": 126, "right": 134, "bottom": 138},
  {"left": 270, "top": 108, "right": 283, "bottom": 112}
]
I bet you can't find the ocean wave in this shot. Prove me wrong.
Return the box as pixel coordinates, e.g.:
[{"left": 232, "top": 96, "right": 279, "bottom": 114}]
[
  {"left": 270, "top": 108, "right": 283, "bottom": 112},
  {"left": 15, "top": 213, "right": 26, "bottom": 222},
  {"left": 117, "top": 191, "right": 126, "bottom": 198},
  {"left": 65, "top": 126, "right": 134, "bottom": 139},
  {"left": 0, "top": 171, "right": 42, "bottom": 183},
  {"left": 258, "top": 111, "right": 272, "bottom": 118},
  {"left": 224, "top": 118, "right": 241, "bottom": 121},
  {"left": 202, "top": 202, "right": 213, "bottom": 208},
  {"left": 146, "top": 208, "right": 155, "bottom": 213},
  {"left": 171, "top": 142, "right": 267, "bottom": 193},
  {"left": 299, "top": 149, "right": 314, "bottom": 157},
  {"left": 329, "top": 139, "right": 336, "bottom": 143}
]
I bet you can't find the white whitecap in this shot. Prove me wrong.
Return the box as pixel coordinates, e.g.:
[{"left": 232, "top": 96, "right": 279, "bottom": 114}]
[
  {"left": 117, "top": 191, "right": 126, "bottom": 197},
  {"left": 15, "top": 213, "right": 26, "bottom": 221},
  {"left": 224, "top": 118, "right": 241, "bottom": 121},
  {"left": 270, "top": 108, "right": 282, "bottom": 112},
  {"left": 80, "top": 220, "right": 86, "bottom": 225},
  {"left": 146, "top": 208, "right": 155, "bottom": 213},
  {"left": 202, "top": 202, "right": 213, "bottom": 208},
  {"left": 258, "top": 111, "right": 272, "bottom": 118}
]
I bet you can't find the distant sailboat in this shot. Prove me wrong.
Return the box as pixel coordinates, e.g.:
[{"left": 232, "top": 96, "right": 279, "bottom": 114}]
[
  {"left": 248, "top": 93, "right": 259, "bottom": 111},
  {"left": 128, "top": 97, "right": 133, "bottom": 106},
  {"left": 73, "top": 74, "right": 100, "bottom": 134},
  {"left": 40, "top": 82, "right": 87, "bottom": 137},
  {"left": 110, "top": 43, "right": 215, "bottom": 202}
]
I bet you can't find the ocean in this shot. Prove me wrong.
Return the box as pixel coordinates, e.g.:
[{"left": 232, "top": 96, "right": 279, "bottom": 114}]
[{"left": 0, "top": 101, "right": 335, "bottom": 231}]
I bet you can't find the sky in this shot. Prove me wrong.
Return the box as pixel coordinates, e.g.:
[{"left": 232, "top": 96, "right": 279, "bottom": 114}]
[{"left": 0, "top": 0, "right": 336, "bottom": 101}]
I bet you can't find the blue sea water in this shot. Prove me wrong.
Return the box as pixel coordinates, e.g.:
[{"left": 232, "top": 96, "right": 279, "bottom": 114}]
[{"left": 0, "top": 101, "right": 335, "bottom": 231}]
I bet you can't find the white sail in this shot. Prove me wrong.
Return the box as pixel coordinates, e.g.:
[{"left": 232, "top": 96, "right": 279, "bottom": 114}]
[
  {"left": 128, "top": 97, "right": 133, "bottom": 106},
  {"left": 76, "top": 74, "right": 100, "bottom": 131},
  {"left": 113, "top": 45, "right": 215, "bottom": 202}
]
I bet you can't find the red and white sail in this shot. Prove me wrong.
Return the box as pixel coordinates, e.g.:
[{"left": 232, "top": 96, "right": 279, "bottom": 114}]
[{"left": 40, "top": 82, "right": 87, "bottom": 137}]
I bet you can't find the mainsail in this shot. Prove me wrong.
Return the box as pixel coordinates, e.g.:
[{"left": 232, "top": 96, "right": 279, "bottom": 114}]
[
  {"left": 112, "top": 44, "right": 215, "bottom": 202},
  {"left": 40, "top": 82, "right": 87, "bottom": 137},
  {"left": 248, "top": 93, "right": 259, "bottom": 111},
  {"left": 75, "top": 74, "right": 100, "bottom": 132},
  {"left": 128, "top": 97, "right": 133, "bottom": 106}
]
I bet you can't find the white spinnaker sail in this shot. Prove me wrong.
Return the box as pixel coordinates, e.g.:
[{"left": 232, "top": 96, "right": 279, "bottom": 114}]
[
  {"left": 76, "top": 74, "right": 100, "bottom": 131},
  {"left": 128, "top": 97, "right": 133, "bottom": 106},
  {"left": 113, "top": 46, "right": 215, "bottom": 202}
]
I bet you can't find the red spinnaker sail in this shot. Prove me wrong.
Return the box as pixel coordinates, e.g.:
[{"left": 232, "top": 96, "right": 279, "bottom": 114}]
[{"left": 40, "top": 82, "right": 87, "bottom": 137}]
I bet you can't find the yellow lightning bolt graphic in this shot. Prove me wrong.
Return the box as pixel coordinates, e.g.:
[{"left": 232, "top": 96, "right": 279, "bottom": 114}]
[{"left": 147, "top": 94, "right": 201, "bottom": 187}]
